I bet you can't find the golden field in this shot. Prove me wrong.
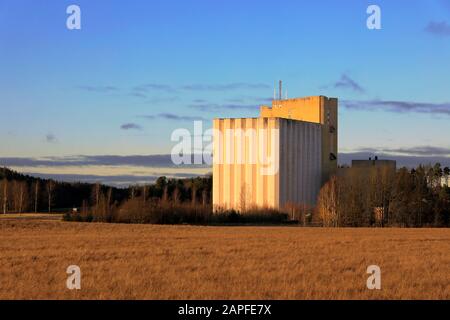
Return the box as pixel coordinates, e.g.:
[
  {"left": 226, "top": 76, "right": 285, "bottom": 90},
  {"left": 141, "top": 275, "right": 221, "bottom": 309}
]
[{"left": 0, "top": 216, "right": 449, "bottom": 300}]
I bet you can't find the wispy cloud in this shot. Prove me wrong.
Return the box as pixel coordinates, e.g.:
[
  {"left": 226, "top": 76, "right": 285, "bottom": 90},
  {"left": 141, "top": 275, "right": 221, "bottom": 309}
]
[
  {"left": 354, "top": 146, "right": 450, "bottom": 156},
  {"left": 128, "top": 92, "right": 179, "bottom": 104},
  {"left": 189, "top": 103, "right": 259, "bottom": 112},
  {"left": 129, "top": 92, "right": 147, "bottom": 98},
  {"left": 127, "top": 82, "right": 272, "bottom": 94},
  {"left": 320, "top": 74, "right": 365, "bottom": 93},
  {"left": 257, "top": 97, "right": 274, "bottom": 103},
  {"left": 132, "top": 83, "right": 175, "bottom": 93},
  {"left": 146, "top": 97, "right": 180, "bottom": 104},
  {"left": 0, "top": 154, "right": 210, "bottom": 168},
  {"left": 225, "top": 97, "right": 272, "bottom": 103},
  {"left": 333, "top": 74, "right": 365, "bottom": 93},
  {"left": 225, "top": 98, "right": 245, "bottom": 103},
  {"left": 45, "top": 134, "right": 57, "bottom": 143},
  {"left": 140, "top": 113, "right": 207, "bottom": 121},
  {"left": 181, "top": 82, "right": 270, "bottom": 91},
  {"left": 77, "top": 85, "right": 119, "bottom": 93},
  {"left": 126, "top": 82, "right": 269, "bottom": 93},
  {"left": 342, "top": 99, "right": 450, "bottom": 116},
  {"left": 425, "top": 21, "right": 450, "bottom": 37},
  {"left": 120, "top": 123, "right": 142, "bottom": 130},
  {"left": 81, "top": 83, "right": 270, "bottom": 99}
]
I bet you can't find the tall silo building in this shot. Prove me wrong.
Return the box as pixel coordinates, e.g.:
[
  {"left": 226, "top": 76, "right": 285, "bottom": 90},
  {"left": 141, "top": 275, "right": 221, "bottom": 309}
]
[{"left": 213, "top": 95, "right": 338, "bottom": 211}]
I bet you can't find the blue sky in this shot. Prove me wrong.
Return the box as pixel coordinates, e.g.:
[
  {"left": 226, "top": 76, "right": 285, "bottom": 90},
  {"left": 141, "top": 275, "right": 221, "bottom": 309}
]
[{"left": 1, "top": 0, "right": 450, "bottom": 185}]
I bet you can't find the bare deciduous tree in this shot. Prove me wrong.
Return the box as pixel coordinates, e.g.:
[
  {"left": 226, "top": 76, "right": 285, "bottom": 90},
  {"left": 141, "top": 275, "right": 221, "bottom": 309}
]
[
  {"left": 13, "top": 181, "right": 28, "bottom": 213},
  {"left": 46, "top": 180, "right": 55, "bottom": 213},
  {"left": 142, "top": 185, "right": 148, "bottom": 204},
  {"left": 173, "top": 188, "right": 180, "bottom": 204},
  {"left": 191, "top": 185, "right": 197, "bottom": 206},
  {"left": 316, "top": 176, "right": 339, "bottom": 227},
  {"left": 162, "top": 186, "right": 168, "bottom": 203},
  {"left": 1, "top": 178, "right": 8, "bottom": 214},
  {"left": 202, "top": 190, "right": 208, "bottom": 207},
  {"left": 33, "top": 181, "right": 40, "bottom": 213},
  {"left": 130, "top": 185, "right": 136, "bottom": 200},
  {"left": 92, "top": 183, "right": 101, "bottom": 207}
]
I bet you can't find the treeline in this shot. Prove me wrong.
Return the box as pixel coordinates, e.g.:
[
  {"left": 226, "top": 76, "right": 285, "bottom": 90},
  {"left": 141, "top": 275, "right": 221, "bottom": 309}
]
[
  {"left": 65, "top": 199, "right": 288, "bottom": 225},
  {"left": 3, "top": 164, "right": 450, "bottom": 227},
  {"left": 0, "top": 167, "right": 214, "bottom": 215},
  {"left": 64, "top": 174, "right": 289, "bottom": 225},
  {"left": 317, "top": 164, "right": 450, "bottom": 227},
  {"left": 0, "top": 167, "right": 129, "bottom": 213}
]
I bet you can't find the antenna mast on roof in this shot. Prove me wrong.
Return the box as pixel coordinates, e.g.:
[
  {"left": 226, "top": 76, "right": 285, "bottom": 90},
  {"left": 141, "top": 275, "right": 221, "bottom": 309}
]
[{"left": 279, "top": 80, "right": 282, "bottom": 100}]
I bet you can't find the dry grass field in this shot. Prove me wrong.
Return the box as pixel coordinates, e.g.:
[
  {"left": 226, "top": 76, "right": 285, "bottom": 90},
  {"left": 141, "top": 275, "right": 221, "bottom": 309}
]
[{"left": 0, "top": 216, "right": 449, "bottom": 300}]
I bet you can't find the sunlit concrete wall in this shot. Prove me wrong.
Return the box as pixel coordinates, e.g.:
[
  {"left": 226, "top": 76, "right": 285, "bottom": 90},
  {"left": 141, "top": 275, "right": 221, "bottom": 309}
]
[{"left": 213, "top": 117, "right": 322, "bottom": 211}]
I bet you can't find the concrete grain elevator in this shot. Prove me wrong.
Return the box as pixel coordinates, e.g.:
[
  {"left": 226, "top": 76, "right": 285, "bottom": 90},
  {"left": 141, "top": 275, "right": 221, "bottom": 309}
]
[{"left": 212, "top": 89, "right": 338, "bottom": 211}]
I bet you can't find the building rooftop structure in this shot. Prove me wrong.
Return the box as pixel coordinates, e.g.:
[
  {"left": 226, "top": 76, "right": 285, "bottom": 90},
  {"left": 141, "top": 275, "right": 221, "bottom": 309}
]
[{"left": 352, "top": 157, "right": 397, "bottom": 170}]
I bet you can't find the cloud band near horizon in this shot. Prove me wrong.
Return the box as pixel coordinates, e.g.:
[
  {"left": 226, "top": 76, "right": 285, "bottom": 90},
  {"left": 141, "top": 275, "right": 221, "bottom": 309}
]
[
  {"left": 343, "top": 99, "right": 450, "bottom": 116},
  {"left": 1, "top": 147, "right": 449, "bottom": 187}
]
